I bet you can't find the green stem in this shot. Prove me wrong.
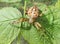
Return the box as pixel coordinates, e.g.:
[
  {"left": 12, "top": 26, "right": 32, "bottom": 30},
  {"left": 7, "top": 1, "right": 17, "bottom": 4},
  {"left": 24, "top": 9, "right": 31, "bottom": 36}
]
[{"left": 24, "top": 1, "right": 26, "bottom": 17}]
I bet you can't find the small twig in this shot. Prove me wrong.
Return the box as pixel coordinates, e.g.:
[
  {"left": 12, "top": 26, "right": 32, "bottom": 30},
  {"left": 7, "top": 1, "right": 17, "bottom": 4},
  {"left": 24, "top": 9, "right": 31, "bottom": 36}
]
[{"left": 23, "top": 1, "right": 26, "bottom": 17}]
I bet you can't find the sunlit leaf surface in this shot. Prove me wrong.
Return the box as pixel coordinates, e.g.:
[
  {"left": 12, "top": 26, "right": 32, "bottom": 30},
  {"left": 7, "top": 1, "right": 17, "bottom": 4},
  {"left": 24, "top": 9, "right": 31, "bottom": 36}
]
[{"left": 0, "top": 7, "right": 22, "bottom": 44}]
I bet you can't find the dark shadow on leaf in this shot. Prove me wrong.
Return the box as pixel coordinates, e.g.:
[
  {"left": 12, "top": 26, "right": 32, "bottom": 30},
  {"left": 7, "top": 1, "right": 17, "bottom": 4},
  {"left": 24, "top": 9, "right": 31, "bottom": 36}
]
[
  {"left": 21, "top": 22, "right": 32, "bottom": 30},
  {"left": 36, "top": 14, "right": 51, "bottom": 28},
  {"left": 35, "top": 14, "right": 54, "bottom": 44}
]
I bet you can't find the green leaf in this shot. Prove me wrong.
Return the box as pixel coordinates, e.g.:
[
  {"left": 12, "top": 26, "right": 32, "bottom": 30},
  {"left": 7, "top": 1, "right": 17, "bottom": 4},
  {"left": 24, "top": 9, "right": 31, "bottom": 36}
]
[
  {"left": 0, "top": 7, "right": 22, "bottom": 44},
  {"left": 50, "top": 3, "right": 60, "bottom": 44},
  {"left": 53, "top": 19, "right": 60, "bottom": 44},
  {"left": 36, "top": 4, "right": 53, "bottom": 25},
  {"left": 21, "top": 26, "right": 43, "bottom": 44},
  {"left": 53, "top": 10, "right": 60, "bottom": 44},
  {"left": 0, "top": 0, "right": 21, "bottom": 3},
  {"left": 55, "top": 0, "right": 60, "bottom": 9}
]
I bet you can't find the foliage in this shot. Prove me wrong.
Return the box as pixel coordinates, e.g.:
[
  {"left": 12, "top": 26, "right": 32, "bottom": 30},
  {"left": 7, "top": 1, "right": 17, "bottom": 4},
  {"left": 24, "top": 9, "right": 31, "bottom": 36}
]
[{"left": 0, "top": 0, "right": 60, "bottom": 44}]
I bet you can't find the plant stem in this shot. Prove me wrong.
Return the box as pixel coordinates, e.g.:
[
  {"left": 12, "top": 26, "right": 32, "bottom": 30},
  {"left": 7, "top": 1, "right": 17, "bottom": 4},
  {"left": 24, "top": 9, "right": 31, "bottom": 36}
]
[{"left": 24, "top": 1, "right": 26, "bottom": 17}]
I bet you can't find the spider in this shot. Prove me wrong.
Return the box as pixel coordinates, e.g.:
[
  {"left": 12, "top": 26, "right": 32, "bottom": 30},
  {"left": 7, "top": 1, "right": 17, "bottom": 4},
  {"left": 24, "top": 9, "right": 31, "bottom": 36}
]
[
  {"left": 12, "top": 6, "right": 43, "bottom": 30},
  {"left": 25, "top": 5, "right": 43, "bottom": 29}
]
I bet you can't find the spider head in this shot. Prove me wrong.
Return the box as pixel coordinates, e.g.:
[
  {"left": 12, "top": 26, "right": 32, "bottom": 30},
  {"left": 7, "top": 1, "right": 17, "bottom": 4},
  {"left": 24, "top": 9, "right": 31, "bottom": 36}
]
[{"left": 27, "top": 6, "right": 39, "bottom": 19}]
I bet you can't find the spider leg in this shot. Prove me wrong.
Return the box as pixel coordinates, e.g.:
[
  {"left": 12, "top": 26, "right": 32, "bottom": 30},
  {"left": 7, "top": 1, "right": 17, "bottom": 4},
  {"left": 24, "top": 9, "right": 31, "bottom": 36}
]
[
  {"left": 38, "top": 9, "right": 43, "bottom": 17},
  {"left": 34, "top": 22, "right": 42, "bottom": 30},
  {"left": 18, "top": 18, "right": 29, "bottom": 22},
  {"left": 11, "top": 18, "right": 29, "bottom": 24},
  {"left": 39, "top": 13, "right": 43, "bottom": 17}
]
